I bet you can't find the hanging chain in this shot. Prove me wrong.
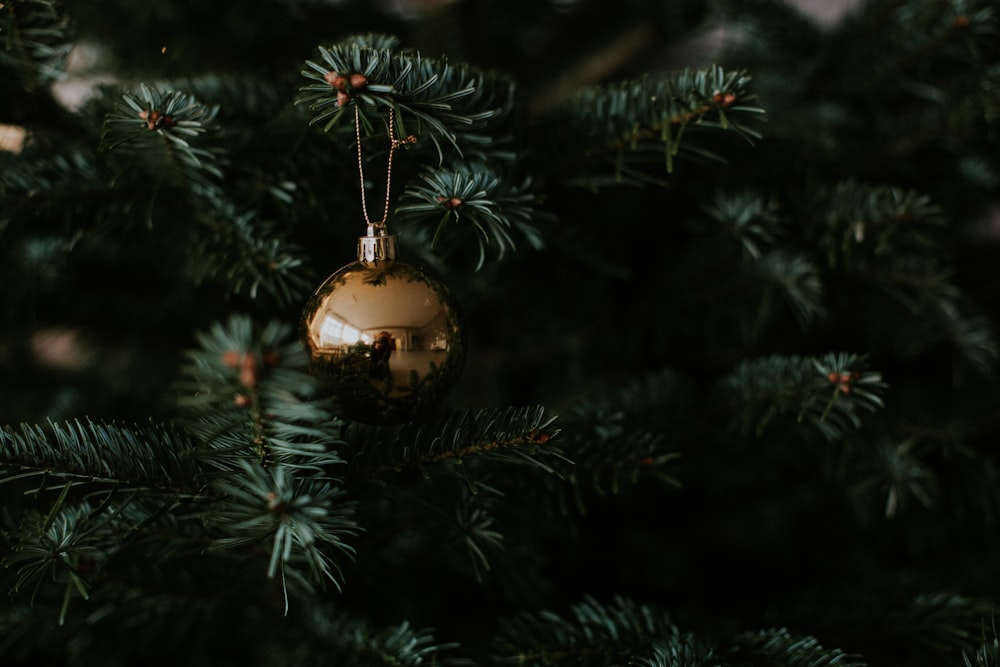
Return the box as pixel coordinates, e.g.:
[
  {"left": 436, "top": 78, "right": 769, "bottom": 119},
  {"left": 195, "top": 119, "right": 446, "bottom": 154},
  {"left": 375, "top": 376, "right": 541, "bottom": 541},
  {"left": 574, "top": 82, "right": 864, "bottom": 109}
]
[{"left": 355, "top": 105, "right": 414, "bottom": 229}]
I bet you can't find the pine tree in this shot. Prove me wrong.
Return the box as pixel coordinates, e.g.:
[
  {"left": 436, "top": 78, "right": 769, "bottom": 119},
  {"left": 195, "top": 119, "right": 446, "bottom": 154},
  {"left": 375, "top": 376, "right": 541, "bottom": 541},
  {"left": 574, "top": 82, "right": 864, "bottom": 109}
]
[{"left": 2, "top": 0, "right": 1000, "bottom": 665}]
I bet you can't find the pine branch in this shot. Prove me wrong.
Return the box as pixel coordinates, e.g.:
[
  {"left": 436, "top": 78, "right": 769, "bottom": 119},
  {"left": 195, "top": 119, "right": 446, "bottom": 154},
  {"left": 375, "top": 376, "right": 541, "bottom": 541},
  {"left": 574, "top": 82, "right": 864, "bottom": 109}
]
[
  {"left": 0, "top": 150, "right": 128, "bottom": 229},
  {"left": 847, "top": 435, "right": 939, "bottom": 519},
  {"left": 490, "top": 595, "right": 681, "bottom": 666},
  {"left": 99, "top": 83, "right": 225, "bottom": 207},
  {"left": 831, "top": 0, "right": 998, "bottom": 98},
  {"left": 184, "top": 205, "right": 314, "bottom": 306},
  {"left": 804, "top": 181, "right": 999, "bottom": 375},
  {"left": 550, "top": 370, "right": 689, "bottom": 509},
  {"left": 394, "top": 162, "right": 542, "bottom": 269},
  {"left": 299, "top": 33, "right": 511, "bottom": 159},
  {"left": 176, "top": 314, "right": 360, "bottom": 600},
  {"left": 731, "top": 627, "right": 867, "bottom": 667},
  {"left": 628, "top": 635, "right": 719, "bottom": 667},
  {"left": 0, "top": 419, "right": 201, "bottom": 494},
  {"left": 177, "top": 314, "right": 345, "bottom": 475},
  {"left": 886, "top": 593, "right": 997, "bottom": 660},
  {"left": 205, "top": 460, "right": 358, "bottom": 600},
  {"left": 887, "top": 65, "right": 1000, "bottom": 159},
  {"left": 293, "top": 604, "right": 473, "bottom": 666},
  {"left": 721, "top": 352, "right": 887, "bottom": 440},
  {"left": 544, "top": 65, "right": 766, "bottom": 185},
  {"left": 1, "top": 490, "right": 219, "bottom": 627},
  {"left": 753, "top": 249, "right": 826, "bottom": 329},
  {"left": 0, "top": 0, "right": 71, "bottom": 90},
  {"left": 807, "top": 181, "right": 946, "bottom": 272},
  {"left": 701, "top": 189, "right": 784, "bottom": 260},
  {"left": 965, "top": 619, "right": 1000, "bottom": 667},
  {"left": 836, "top": 410, "right": 1000, "bottom": 519},
  {"left": 342, "top": 405, "right": 563, "bottom": 482},
  {"left": 0, "top": 562, "right": 276, "bottom": 661}
]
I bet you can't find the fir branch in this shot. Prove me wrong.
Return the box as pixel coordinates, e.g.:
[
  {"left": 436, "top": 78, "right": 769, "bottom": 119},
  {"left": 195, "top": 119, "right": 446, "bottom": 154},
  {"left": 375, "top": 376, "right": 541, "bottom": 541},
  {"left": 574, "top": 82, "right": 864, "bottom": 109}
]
[
  {"left": 4, "top": 500, "right": 104, "bottom": 625},
  {"left": 807, "top": 181, "right": 946, "bottom": 272},
  {"left": 833, "top": 0, "right": 998, "bottom": 99},
  {"left": 298, "top": 33, "right": 510, "bottom": 159},
  {"left": 0, "top": 565, "right": 274, "bottom": 660},
  {"left": 731, "top": 627, "right": 867, "bottom": 667},
  {"left": 556, "top": 405, "right": 681, "bottom": 502},
  {"left": 628, "top": 635, "right": 719, "bottom": 667},
  {"left": 837, "top": 415, "right": 1000, "bottom": 521},
  {"left": 806, "top": 180, "right": 1000, "bottom": 375},
  {"left": 965, "top": 619, "right": 1000, "bottom": 667},
  {"left": 0, "top": 419, "right": 201, "bottom": 494},
  {"left": 752, "top": 250, "right": 826, "bottom": 329},
  {"left": 0, "top": 0, "right": 71, "bottom": 90},
  {"left": 849, "top": 435, "right": 939, "bottom": 519},
  {"left": 294, "top": 604, "right": 472, "bottom": 666},
  {"left": 177, "top": 314, "right": 345, "bottom": 475},
  {"left": 0, "top": 150, "right": 128, "bottom": 229},
  {"left": 205, "top": 460, "right": 358, "bottom": 601},
  {"left": 701, "top": 189, "right": 784, "bottom": 260},
  {"left": 886, "top": 593, "right": 997, "bottom": 660},
  {"left": 185, "top": 206, "right": 313, "bottom": 306},
  {"left": 452, "top": 488, "right": 504, "bottom": 583},
  {"left": 394, "top": 163, "right": 542, "bottom": 269},
  {"left": 99, "top": 83, "right": 225, "bottom": 204},
  {"left": 721, "top": 352, "right": 887, "bottom": 440},
  {"left": 2, "top": 493, "right": 215, "bottom": 627},
  {"left": 539, "top": 369, "right": 692, "bottom": 514},
  {"left": 491, "top": 595, "right": 681, "bottom": 666},
  {"left": 942, "top": 313, "right": 1000, "bottom": 380},
  {"left": 549, "top": 65, "right": 766, "bottom": 183},
  {"left": 342, "top": 405, "right": 563, "bottom": 481}
]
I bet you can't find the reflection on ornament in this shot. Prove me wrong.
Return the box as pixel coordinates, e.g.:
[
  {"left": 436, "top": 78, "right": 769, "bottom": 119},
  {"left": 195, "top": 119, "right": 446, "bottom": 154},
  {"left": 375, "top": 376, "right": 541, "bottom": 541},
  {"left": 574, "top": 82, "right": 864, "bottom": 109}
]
[{"left": 301, "top": 226, "right": 465, "bottom": 424}]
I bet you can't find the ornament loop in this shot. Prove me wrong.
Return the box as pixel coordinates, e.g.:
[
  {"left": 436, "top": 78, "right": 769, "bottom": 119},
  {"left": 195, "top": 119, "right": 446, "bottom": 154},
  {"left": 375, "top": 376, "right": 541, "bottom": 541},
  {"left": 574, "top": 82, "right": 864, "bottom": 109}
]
[{"left": 358, "top": 223, "right": 398, "bottom": 267}]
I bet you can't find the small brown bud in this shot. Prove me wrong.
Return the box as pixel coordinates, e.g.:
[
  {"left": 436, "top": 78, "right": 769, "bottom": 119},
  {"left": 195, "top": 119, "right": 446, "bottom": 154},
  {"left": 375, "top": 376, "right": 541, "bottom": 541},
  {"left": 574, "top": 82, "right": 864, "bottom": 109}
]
[
  {"left": 138, "top": 109, "right": 174, "bottom": 130},
  {"left": 336, "top": 90, "right": 350, "bottom": 107},
  {"left": 263, "top": 350, "right": 279, "bottom": 367},
  {"left": 349, "top": 73, "right": 368, "bottom": 89},
  {"left": 953, "top": 15, "right": 971, "bottom": 27},
  {"left": 712, "top": 92, "right": 736, "bottom": 107},
  {"left": 266, "top": 491, "right": 282, "bottom": 511},
  {"left": 827, "top": 371, "right": 855, "bottom": 394},
  {"left": 324, "top": 71, "right": 347, "bottom": 90},
  {"left": 240, "top": 353, "right": 258, "bottom": 388},
  {"left": 437, "top": 196, "right": 463, "bottom": 210},
  {"left": 234, "top": 394, "right": 250, "bottom": 407},
  {"left": 527, "top": 429, "right": 551, "bottom": 445},
  {"left": 222, "top": 350, "right": 241, "bottom": 368}
]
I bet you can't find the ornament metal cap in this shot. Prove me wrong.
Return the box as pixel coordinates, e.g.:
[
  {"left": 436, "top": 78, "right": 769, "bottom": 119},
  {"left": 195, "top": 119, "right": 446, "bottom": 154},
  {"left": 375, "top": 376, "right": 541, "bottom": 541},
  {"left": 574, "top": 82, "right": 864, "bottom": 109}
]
[{"left": 358, "top": 223, "right": 398, "bottom": 268}]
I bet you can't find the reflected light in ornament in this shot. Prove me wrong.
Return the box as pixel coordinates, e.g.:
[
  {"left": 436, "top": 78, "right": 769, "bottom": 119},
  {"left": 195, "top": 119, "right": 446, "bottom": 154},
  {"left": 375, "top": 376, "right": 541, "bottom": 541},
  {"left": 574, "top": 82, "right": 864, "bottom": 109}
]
[{"left": 301, "top": 226, "right": 465, "bottom": 425}]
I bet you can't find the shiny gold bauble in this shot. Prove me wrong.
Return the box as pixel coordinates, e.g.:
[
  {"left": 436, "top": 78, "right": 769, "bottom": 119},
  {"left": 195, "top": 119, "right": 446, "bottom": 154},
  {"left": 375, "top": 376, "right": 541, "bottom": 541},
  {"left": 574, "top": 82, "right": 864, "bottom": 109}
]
[{"left": 300, "top": 227, "right": 465, "bottom": 424}]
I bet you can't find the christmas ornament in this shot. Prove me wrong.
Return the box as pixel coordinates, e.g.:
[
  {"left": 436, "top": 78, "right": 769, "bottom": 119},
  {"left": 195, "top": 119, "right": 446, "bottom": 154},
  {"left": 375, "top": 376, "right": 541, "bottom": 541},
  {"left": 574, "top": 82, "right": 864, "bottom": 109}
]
[{"left": 301, "top": 107, "right": 465, "bottom": 424}]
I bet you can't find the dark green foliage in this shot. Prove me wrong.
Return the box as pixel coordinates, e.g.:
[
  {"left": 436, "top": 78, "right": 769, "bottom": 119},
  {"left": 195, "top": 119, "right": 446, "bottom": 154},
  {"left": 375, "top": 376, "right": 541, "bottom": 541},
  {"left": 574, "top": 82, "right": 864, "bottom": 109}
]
[
  {"left": 0, "top": 0, "right": 71, "bottom": 90},
  {"left": 0, "top": 419, "right": 199, "bottom": 491},
  {"left": 2, "top": 0, "right": 1000, "bottom": 666},
  {"left": 965, "top": 620, "right": 1000, "bottom": 667},
  {"left": 721, "top": 352, "right": 887, "bottom": 440},
  {"left": 490, "top": 595, "right": 684, "bottom": 666},
  {"left": 732, "top": 627, "right": 867, "bottom": 667},
  {"left": 395, "top": 163, "right": 541, "bottom": 268},
  {"left": 299, "top": 33, "right": 512, "bottom": 158}
]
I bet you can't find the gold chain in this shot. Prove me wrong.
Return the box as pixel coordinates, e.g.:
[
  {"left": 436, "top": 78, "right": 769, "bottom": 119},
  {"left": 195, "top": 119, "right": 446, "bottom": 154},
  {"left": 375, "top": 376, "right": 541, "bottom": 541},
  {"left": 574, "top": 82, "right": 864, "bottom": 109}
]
[{"left": 355, "top": 105, "right": 410, "bottom": 229}]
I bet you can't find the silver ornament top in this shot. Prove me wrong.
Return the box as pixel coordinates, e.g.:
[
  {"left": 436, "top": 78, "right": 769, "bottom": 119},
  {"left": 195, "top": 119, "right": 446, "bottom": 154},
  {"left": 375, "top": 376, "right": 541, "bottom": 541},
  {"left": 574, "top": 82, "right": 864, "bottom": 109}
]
[{"left": 358, "top": 223, "right": 398, "bottom": 268}]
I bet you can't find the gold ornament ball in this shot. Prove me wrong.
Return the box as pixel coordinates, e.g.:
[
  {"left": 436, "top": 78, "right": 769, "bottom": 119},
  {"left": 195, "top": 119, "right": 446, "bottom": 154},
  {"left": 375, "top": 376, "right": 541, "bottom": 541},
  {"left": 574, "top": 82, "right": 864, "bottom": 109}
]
[{"left": 300, "top": 227, "right": 466, "bottom": 424}]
